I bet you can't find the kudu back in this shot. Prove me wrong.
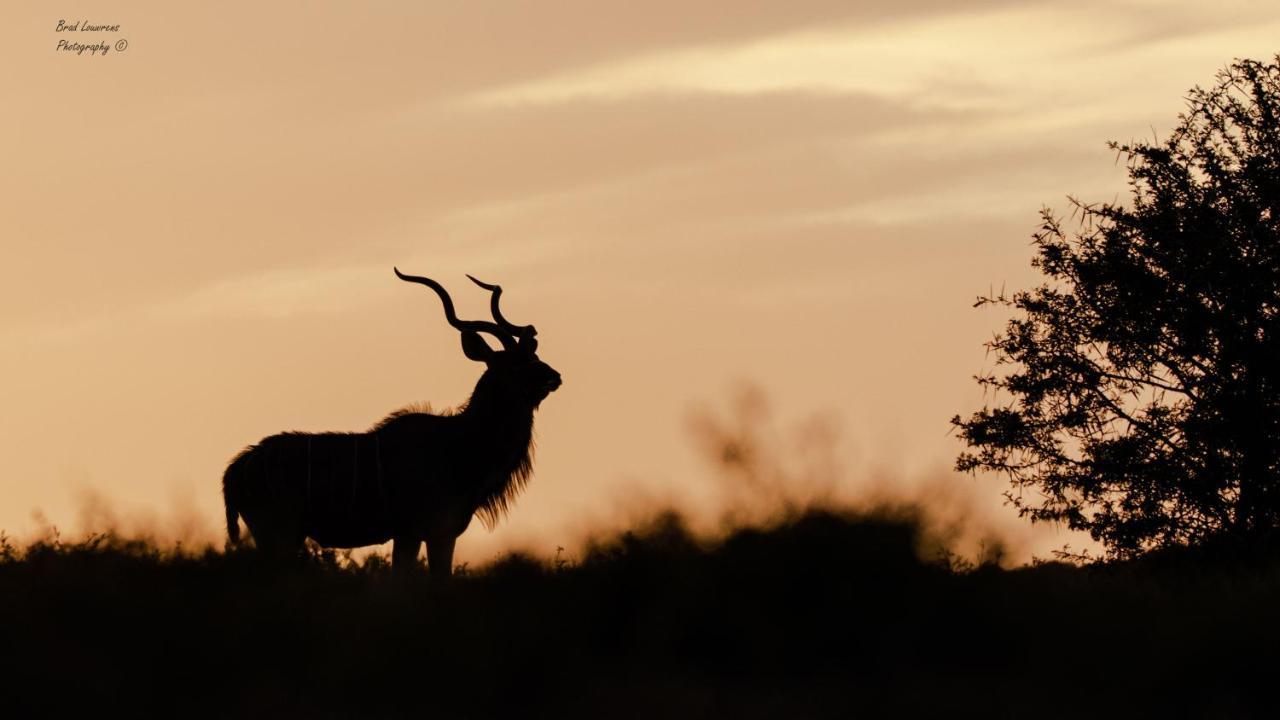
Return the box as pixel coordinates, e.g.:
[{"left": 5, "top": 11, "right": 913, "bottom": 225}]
[{"left": 222, "top": 269, "right": 561, "bottom": 576}]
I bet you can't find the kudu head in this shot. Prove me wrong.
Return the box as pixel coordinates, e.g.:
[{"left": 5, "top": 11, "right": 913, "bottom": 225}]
[{"left": 394, "top": 268, "right": 562, "bottom": 408}]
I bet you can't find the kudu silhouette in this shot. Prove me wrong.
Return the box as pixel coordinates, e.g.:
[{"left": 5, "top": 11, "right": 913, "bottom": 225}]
[{"left": 222, "top": 269, "right": 561, "bottom": 576}]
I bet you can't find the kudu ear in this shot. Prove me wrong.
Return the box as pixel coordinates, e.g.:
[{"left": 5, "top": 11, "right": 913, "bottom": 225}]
[
  {"left": 520, "top": 335, "right": 538, "bottom": 354},
  {"left": 460, "top": 331, "right": 496, "bottom": 362}
]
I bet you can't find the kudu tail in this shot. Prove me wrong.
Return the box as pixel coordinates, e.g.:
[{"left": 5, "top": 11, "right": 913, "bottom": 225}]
[
  {"left": 224, "top": 498, "right": 241, "bottom": 545},
  {"left": 222, "top": 452, "right": 248, "bottom": 545}
]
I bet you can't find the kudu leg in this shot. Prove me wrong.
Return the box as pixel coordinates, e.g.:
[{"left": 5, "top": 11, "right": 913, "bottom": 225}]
[
  {"left": 426, "top": 536, "right": 457, "bottom": 579},
  {"left": 251, "top": 527, "right": 305, "bottom": 565},
  {"left": 392, "top": 537, "right": 422, "bottom": 572}
]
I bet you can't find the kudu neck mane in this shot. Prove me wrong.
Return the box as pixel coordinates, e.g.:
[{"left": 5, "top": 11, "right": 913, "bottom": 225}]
[{"left": 458, "top": 367, "right": 538, "bottom": 529}]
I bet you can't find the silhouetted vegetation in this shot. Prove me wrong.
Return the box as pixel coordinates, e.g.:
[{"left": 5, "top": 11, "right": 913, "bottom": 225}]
[
  {"left": 954, "top": 57, "right": 1280, "bottom": 558},
  {"left": 2, "top": 507, "right": 1276, "bottom": 718}
]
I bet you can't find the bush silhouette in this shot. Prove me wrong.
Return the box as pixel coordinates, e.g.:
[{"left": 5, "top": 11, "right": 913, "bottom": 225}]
[{"left": 2, "top": 509, "right": 1278, "bottom": 718}]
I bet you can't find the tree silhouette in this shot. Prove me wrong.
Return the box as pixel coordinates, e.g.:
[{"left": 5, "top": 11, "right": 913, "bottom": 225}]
[{"left": 953, "top": 57, "right": 1280, "bottom": 558}]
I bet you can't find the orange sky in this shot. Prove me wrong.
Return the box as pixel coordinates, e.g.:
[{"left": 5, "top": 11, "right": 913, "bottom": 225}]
[{"left": 3, "top": 1, "right": 1278, "bottom": 563}]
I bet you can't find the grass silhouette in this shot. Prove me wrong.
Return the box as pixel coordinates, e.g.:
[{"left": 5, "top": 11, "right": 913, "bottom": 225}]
[{"left": 2, "top": 506, "right": 1276, "bottom": 718}]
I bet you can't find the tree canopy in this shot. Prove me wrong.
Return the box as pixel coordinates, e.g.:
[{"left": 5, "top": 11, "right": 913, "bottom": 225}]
[{"left": 953, "top": 57, "right": 1280, "bottom": 558}]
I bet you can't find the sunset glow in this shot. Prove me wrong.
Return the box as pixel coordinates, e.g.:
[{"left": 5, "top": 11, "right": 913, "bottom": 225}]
[{"left": 3, "top": 1, "right": 1278, "bottom": 564}]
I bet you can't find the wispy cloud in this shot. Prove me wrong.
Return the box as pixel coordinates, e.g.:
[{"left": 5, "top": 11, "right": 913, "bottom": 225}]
[{"left": 464, "top": 1, "right": 1280, "bottom": 123}]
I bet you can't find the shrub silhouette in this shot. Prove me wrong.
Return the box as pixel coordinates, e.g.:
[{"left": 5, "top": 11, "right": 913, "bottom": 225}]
[{"left": 2, "top": 509, "right": 1277, "bottom": 718}]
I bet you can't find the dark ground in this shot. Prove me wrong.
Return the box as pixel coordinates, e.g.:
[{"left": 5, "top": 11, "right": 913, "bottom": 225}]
[{"left": 0, "top": 508, "right": 1276, "bottom": 719}]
